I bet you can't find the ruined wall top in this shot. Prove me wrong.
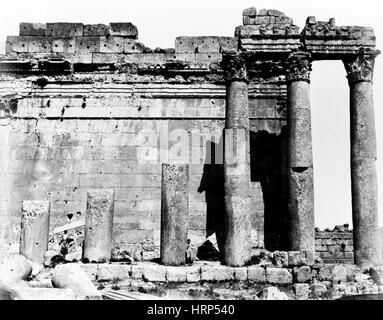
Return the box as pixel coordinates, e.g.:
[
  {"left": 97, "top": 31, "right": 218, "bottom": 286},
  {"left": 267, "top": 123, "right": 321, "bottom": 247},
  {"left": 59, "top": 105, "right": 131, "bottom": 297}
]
[{"left": 0, "top": 7, "right": 378, "bottom": 76}]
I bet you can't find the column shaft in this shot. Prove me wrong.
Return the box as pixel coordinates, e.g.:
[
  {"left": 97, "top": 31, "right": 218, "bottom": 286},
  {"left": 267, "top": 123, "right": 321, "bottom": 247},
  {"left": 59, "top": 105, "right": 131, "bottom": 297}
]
[
  {"left": 160, "top": 163, "right": 189, "bottom": 265},
  {"left": 83, "top": 189, "right": 115, "bottom": 263},
  {"left": 286, "top": 50, "right": 315, "bottom": 253},
  {"left": 20, "top": 200, "right": 50, "bottom": 265},
  {"left": 222, "top": 53, "right": 252, "bottom": 266},
  {"left": 344, "top": 49, "right": 381, "bottom": 269}
]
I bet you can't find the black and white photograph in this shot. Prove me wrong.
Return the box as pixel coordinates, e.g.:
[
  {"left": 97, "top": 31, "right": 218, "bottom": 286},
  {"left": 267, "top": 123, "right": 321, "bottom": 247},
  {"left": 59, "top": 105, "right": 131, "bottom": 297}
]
[{"left": 0, "top": 0, "right": 382, "bottom": 310}]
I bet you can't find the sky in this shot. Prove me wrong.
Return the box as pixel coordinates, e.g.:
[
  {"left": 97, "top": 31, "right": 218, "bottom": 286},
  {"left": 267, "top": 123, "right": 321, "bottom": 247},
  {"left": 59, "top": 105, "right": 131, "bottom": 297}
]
[{"left": 0, "top": 0, "right": 382, "bottom": 229}]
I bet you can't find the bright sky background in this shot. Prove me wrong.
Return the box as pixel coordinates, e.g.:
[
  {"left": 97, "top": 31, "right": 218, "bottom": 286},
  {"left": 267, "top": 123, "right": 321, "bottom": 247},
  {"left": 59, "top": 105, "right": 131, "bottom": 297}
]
[{"left": 0, "top": 0, "right": 382, "bottom": 229}]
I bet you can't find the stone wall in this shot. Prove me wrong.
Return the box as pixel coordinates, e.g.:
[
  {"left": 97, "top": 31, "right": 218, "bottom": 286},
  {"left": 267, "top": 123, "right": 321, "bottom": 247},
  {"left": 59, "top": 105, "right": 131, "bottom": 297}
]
[
  {"left": 315, "top": 225, "right": 354, "bottom": 264},
  {"left": 0, "top": 21, "right": 288, "bottom": 257}
]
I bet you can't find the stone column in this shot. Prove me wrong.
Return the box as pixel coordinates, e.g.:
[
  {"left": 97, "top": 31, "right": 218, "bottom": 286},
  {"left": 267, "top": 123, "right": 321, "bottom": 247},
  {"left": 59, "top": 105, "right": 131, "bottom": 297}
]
[
  {"left": 286, "top": 50, "right": 315, "bottom": 253},
  {"left": 83, "top": 189, "right": 115, "bottom": 263},
  {"left": 222, "top": 53, "right": 252, "bottom": 266},
  {"left": 161, "top": 163, "right": 189, "bottom": 265},
  {"left": 20, "top": 200, "right": 50, "bottom": 265},
  {"left": 343, "top": 48, "right": 382, "bottom": 270}
]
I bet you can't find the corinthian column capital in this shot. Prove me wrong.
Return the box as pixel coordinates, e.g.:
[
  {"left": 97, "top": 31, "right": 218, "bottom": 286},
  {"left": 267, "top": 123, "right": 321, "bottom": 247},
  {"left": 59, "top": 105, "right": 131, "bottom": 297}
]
[
  {"left": 286, "top": 50, "right": 312, "bottom": 83},
  {"left": 222, "top": 53, "right": 248, "bottom": 83},
  {"left": 343, "top": 48, "right": 380, "bottom": 84}
]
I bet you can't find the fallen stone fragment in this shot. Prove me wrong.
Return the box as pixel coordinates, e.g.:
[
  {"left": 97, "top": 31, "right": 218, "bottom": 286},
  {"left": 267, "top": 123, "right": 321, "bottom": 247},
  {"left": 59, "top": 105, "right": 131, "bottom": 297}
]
[
  {"left": 0, "top": 253, "right": 32, "bottom": 283},
  {"left": 52, "top": 263, "right": 101, "bottom": 299}
]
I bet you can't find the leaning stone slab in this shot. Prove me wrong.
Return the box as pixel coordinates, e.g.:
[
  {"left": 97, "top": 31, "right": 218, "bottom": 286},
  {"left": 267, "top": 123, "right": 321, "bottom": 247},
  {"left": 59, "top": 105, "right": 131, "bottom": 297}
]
[
  {"left": 52, "top": 263, "right": 101, "bottom": 299},
  {"left": 266, "top": 267, "right": 293, "bottom": 285},
  {"left": 83, "top": 189, "right": 115, "bottom": 263},
  {"left": 0, "top": 253, "right": 32, "bottom": 283},
  {"left": 20, "top": 200, "right": 50, "bottom": 265}
]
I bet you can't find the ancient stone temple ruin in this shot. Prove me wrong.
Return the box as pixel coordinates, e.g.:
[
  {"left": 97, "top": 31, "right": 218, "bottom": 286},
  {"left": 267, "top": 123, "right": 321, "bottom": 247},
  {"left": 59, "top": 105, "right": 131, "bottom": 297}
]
[{"left": 0, "top": 7, "right": 382, "bottom": 300}]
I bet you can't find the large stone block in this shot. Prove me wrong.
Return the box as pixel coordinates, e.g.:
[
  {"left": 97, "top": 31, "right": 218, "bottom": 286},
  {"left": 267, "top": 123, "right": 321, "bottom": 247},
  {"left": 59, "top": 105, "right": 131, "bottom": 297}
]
[
  {"left": 6, "top": 36, "right": 29, "bottom": 53},
  {"left": 109, "top": 23, "right": 138, "bottom": 38},
  {"left": 294, "top": 283, "right": 310, "bottom": 300},
  {"left": 248, "top": 266, "right": 266, "bottom": 283},
  {"left": 233, "top": 267, "right": 248, "bottom": 281},
  {"left": 200, "top": 263, "right": 234, "bottom": 282},
  {"left": 84, "top": 24, "right": 109, "bottom": 36},
  {"left": 186, "top": 265, "right": 201, "bottom": 282},
  {"left": 141, "top": 263, "right": 167, "bottom": 282},
  {"left": 83, "top": 190, "right": 115, "bottom": 263},
  {"left": 19, "top": 23, "right": 46, "bottom": 36},
  {"left": 52, "top": 37, "right": 75, "bottom": 53},
  {"left": 46, "top": 23, "right": 83, "bottom": 37},
  {"left": 166, "top": 266, "right": 187, "bottom": 282},
  {"left": 0, "top": 253, "right": 32, "bottom": 283},
  {"left": 75, "top": 36, "right": 101, "bottom": 53},
  {"left": 28, "top": 37, "right": 53, "bottom": 53},
  {"left": 97, "top": 264, "right": 131, "bottom": 282},
  {"left": 20, "top": 200, "right": 50, "bottom": 265},
  {"left": 266, "top": 267, "right": 293, "bottom": 284}
]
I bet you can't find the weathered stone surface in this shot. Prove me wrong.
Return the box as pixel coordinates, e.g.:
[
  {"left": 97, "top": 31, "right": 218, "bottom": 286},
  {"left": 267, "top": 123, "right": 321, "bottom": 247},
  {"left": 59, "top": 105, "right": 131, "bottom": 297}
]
[
  {"left": 161, "top": 163, "right": 189, "bottom": 266},
  {"left": 200, "top": 263, "right": 234, "bottom": 282},
  {"left": 19, "top": 23, "right": 46, "bottom": 36},
  {"left": 266, "top": 267, "right": 292, "bottom": 284},
  {"left": 272, "top": 251, "right": 288, "bottom": 267},
  {"left": 52, "top": 263, "right": 101, "bottom": 299},
  {"left": 97, "top": 264, "right": 130, "bottom": 282},
  {"left": 233, "top": 267, "right": 248, "bottom": 281},
  {"left": 369, "top": 266, "right": 383, "bottom": 285},
  {"left": 242, "top": 7, "right": 257, "bottom": 17},
  {"left": 288, "top": 251, "right": 314, "bottom": 267},
  {"left": 294, "top": 283, "right": 310, "bottom": 300},
  {"left": 293, "top": 266, "right": 312, "bottom": 283},
  {"left": 0, "top": 254, "right": 32, "bottom": 283},
  {"left": 248, "top": 266, "right": 266, "bottom": 283},
  {"left": 343, "top": 51, "right": 381, "bottom": 270},
  {"left": 109, "top": 23, "right": 138, "bottom": 38},
  {"left": 141, "top": 263, "right": 167, "bottom": 282},
  {"left": 310, "top": 281, "right": 329, "bottom": 299},
  {"left": 186, "top": 265, "right": 201, "bottom": 282},
  {"left": 20, "top": 200, "right": 50, "bottom": 265},
  {"left": 46, "top": 23, "right": 83, "bottom": 37},
  {"left": 83, "top": 189, "right": 115, "bottom": 263},
  {"left": 84, "top": 24, "right": 109, "bottom": 36}
]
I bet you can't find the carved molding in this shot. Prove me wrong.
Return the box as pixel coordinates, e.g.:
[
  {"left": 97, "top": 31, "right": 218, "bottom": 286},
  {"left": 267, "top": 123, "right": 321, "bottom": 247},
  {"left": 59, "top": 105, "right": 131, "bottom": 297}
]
[
  {"left": 343, "top": 48, "right": 380, "bottom": 84},
  {"left": 285, "top": 49, "right": 312, "bottom": 83},
  {"left": 221, "top": 53, "right": 248, "bottom": 83}
]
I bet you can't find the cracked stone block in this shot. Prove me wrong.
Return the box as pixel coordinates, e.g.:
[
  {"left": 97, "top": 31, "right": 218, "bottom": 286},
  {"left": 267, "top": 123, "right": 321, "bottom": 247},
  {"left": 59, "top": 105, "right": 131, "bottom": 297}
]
[
  {"left": 266, "top": 267, "right": 293, "bottom": 284},
  {"left": 248, "top": 266, "right": 266, "bottom": 283}
]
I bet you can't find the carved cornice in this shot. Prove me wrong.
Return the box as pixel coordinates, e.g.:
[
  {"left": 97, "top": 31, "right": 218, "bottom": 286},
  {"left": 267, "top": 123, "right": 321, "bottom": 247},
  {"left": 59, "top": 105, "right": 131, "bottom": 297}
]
[
  {"left": 221, "top": 53, "right": 248, "bottom": 83},
  {"left": 285, "top": 49, "right": 312, "bottom": 83},
  {"left": 343, "top": 48, "right": 380, "bottom": 84}
]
